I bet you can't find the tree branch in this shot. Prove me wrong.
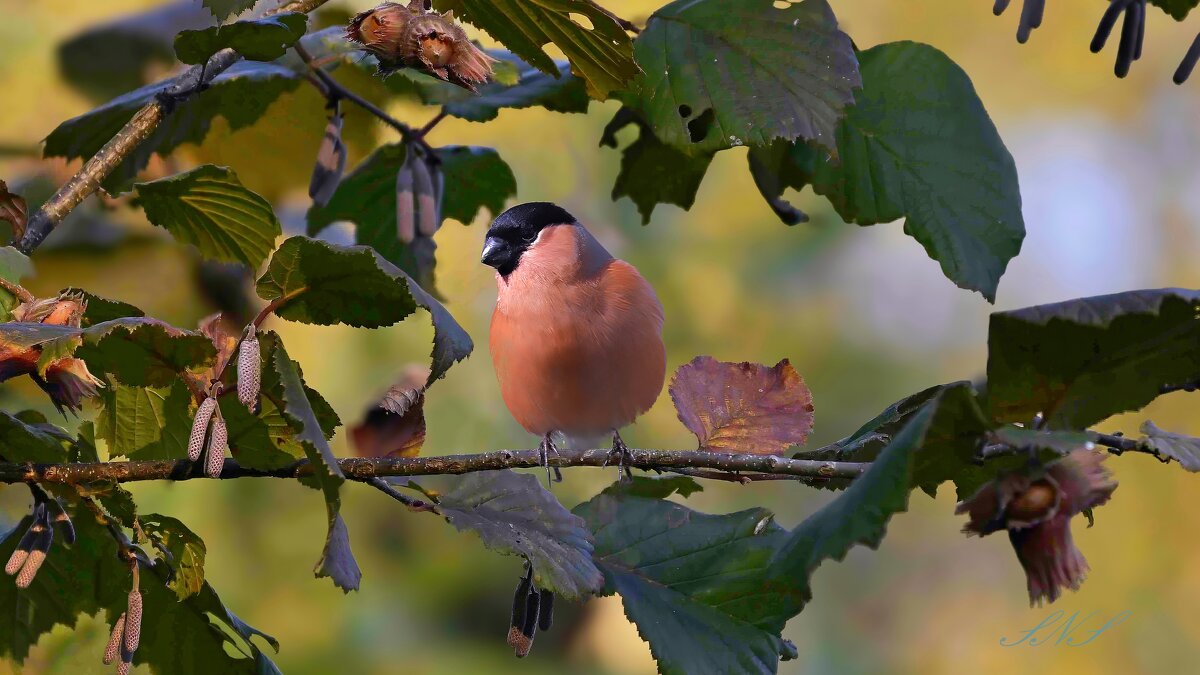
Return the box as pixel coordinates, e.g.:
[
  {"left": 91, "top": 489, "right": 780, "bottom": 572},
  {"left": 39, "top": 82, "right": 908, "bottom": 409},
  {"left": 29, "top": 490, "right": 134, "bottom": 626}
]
[
  {"left": 15, "top": 0, "right": 333, "bottom": 254},
  {"left": 0, "top": 448, "right": 869, "bottom": 486},
  {"left": 293, "top": 43, "right": 439, "bottom": 161}
]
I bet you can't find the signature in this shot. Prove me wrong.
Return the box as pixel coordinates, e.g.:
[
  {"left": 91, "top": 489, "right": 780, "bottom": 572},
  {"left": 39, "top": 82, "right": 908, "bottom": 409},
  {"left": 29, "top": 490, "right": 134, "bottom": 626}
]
[{"left": 1000, "top": 610, "right": 1131, "bottom": 647}]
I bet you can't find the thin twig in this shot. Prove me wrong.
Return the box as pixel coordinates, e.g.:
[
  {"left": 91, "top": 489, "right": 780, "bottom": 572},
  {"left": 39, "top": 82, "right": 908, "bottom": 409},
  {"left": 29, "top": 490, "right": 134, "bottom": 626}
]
[
  {"left": 15, "top": 0, "right": 334, "bottom": 254},
  {"left": 293, "top": 43, "right": 439, "bottom": 161},
  {"left": 416, "top": 110, "right": 449, "bottom": 138},
  {"left": 0, "top": 448, "right": 871, "bottom": 485},
  {"left": 363, "top": 477, "right": 440, "bottom": 513}
]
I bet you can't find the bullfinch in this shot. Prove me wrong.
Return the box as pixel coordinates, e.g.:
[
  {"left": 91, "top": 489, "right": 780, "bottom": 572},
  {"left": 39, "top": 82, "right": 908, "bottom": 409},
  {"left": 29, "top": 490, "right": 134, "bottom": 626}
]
[{"left": 482, "top": 202, "right": 666, "bottom": 481}]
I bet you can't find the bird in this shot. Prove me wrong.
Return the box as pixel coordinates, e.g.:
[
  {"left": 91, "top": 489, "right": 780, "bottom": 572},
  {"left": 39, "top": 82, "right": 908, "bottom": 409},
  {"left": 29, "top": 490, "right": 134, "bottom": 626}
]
[{"left": 482, "top": 202, "right": 666, "bottom": 483}]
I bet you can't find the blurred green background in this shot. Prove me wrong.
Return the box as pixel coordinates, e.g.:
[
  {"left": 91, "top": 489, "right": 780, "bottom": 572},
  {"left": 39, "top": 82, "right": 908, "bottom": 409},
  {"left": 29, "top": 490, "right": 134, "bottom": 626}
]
[{"left": 2, "top": 1, "right": 1200, "bottom": 673}]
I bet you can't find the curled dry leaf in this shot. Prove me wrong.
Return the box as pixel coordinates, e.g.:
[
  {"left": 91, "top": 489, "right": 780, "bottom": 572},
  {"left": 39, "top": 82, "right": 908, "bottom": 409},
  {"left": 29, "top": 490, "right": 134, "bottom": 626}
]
[
  {"left": 669, "top": 356, "right": 814, "bottom": 455},
  {"left": 347, "top": 1, "right": 497, "bottom": 91},
  {"left": 351, "top": 364, "right": 429, "bottom": 457},
  {"left": 0, "top": 180, "right": 27, "bottom": 240}
]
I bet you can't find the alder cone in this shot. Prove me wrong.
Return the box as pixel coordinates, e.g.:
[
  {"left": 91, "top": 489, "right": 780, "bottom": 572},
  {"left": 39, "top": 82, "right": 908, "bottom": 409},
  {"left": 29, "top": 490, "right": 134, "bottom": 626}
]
[
  {"left": 347, "top": 1, "right": 495, "bottom": 90},
  {"left": 188, "top": 397, "right": 217, "bottom": 461}
]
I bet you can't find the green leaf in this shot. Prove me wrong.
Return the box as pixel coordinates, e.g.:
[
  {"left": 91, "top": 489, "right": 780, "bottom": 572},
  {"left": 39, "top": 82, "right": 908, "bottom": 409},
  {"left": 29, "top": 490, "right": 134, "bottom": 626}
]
[
  {"left": 432, "top": 0, "right": 640, "bottom": 98},
  {"left": 630, "top": 0, "right": 859, "bottom": 155},
  {"left": 0, "top": 246, "right": 33, "bottom": 315},
  {"left": 203, "top": 0, "right": 258, "bottom": 21},
  {"left": 0, "top": 505, "right": 280, "bottom": 673},
  {"left": 175, "top": 13, "right": 308, "bottom": 65},
  {"left": 438, "top": 470, "right": 604, "bottom": 599},
  {"left": 140, "top": 514, "right": 208, "bottom": 600},
  {"left": 986, "top": 288, "right": 1200, "bottom": 429},
  {"left": 574, "top": 409, "right": 937, "bottom": 673},
  {"left": 273, "top": 341, "right": 361, "bottom": 592},
  {"left": 135, "top": 164, "right": 282, "bottom": 267},
  {"left": 601, "top": 108, "right": 714, "bottom": 223},
  {"left": 601, "top": 475, "right": 704, "bottom": 500},
  {"left": 61, "top": 288, "right": 145, "bottom": 325},
  {"left": 306, "top": 143, "right": 516, "bottom": 293},
  {"left": 56, "top": 0, "right": 214, "bottom": 102},
  {"left": 257, "top": 236, "right": 474, "bottom": 384},
  {"left": 748, "top": 41, "right": 1024, "bottom": 301},
  {"left": 96, "top": 380, "right": 194, "bottom": 459},
  {"left": 0, "top": 410, "right": 72, "bottom": 463},
  {"left": 1151, "top": 0, "right": 1199, "bottom": 20},
  {"left": 75, "top": 319, "right": 216, "bottom": 387},
  {"left": 1140, "top": 421, "right": 1200, "bottom": 471},
  {"left": 43, "top": 61, "right": 300, "bottom": 194}
]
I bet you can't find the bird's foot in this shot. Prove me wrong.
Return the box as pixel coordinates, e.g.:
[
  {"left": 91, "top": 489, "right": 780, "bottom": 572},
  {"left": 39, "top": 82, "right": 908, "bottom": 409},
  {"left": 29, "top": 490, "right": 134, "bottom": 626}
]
[
  {"left": 605, "top": 431, "right": 634, "bottom": 481},
  {"left": 538, "top": 434, "right": 563, "bottom": 487}
]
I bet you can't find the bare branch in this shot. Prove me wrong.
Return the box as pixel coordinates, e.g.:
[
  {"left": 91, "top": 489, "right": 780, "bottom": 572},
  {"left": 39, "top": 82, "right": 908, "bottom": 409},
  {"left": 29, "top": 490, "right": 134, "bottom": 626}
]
[
  {"left": 15, "top": 0, "right": 334, "bottom": 254},
  {"left": 0, "top": 448, "right": 870, "bottom": 486}
]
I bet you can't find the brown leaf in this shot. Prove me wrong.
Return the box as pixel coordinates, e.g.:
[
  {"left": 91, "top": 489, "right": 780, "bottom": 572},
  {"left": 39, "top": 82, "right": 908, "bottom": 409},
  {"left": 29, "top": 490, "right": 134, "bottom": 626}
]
[
  {"left": 0, "top": 180, "right": 27, "bottom": 241},
  {"left": 351, "top": 365, "right": 430, "bottom": 457},
  {"left": 669, "top": 356, "right": 814, "bottom": 455}
]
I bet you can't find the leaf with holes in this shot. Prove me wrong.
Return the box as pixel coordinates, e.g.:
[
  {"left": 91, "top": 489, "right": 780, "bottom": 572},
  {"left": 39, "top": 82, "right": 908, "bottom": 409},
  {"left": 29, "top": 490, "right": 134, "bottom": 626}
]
[
  {"left": 44, "top": 61, "right": 300, "bottom": 194},
  {"left": 432, "top": 0, "right": 639, "bottom": 98},
  {"left": 257, "top": 237, "right": 473, "bottom": 384},
  {"left": 748, "top": 41, "right": 1024, "bottom": 301},
  {"left": 136, "top": 165, "right": 282, "bottom": 268},
  {"left": 601, "top": 107, "right": 714, "bottom": 223},
  {"left": 630, "top": 0, "right": 859, "bottom": 155},
  {"left": 439, "top": 470, "right": 603, "bottom": 599},
  {"left": 1141, "top": 421, "right": 1200, "bottom": 471},
  {"left": 986, "top": 288, "right": 1200, "bottom": 429},
  {"left": 140, "top": 514, "right": 207, "bottom": 601},
  {"left": 175, "top": 13, "right": 308, "bottom": 65},
  {"left": 670, "top": 356, "right": 814, "bottom": 455}
]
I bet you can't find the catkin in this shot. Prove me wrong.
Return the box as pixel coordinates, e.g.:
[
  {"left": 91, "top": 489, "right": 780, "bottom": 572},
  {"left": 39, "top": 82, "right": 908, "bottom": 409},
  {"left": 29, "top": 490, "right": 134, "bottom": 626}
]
[
  {"left": 15, "top": 550, "right": 46, "bottom": 589},
  {"left": 188, "top": 397, "right": 217, "bottom": 461},
  {"left": 396, "top": 153, "right": 416, "bottom": 244},
  {"left": 411, "top": 154, "right": 439, "bottom": 237},
  {"left": 5, "top": 517, "right": 39, "bottom": 575},
  {"left": 205, "top": 414, "right": 228, "bottom": 479},
  {"left": 124, "top": 590, "right": 143, "bottom": 653},
  {"left": 236, "top": 329, "right": 261, "bottom": 411},
  {"left": 4, "top": 548, "right": 28, "bottom": 575},
  {"left": 537, "top": 589, "right": 554, "bottom": 632},
  {"left": 103, "top": 613, "right": 126, "bottom": 665},
  {"left": 116, "top": 658, "right": 132, "bottom": 675},
  {"left": 309, "top": 109, "right": 347, "bottom": 207}
]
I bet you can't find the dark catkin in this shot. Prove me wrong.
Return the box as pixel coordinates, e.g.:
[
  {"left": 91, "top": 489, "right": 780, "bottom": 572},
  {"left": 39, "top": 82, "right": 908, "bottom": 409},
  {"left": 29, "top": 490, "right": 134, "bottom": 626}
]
[
  {"left": 4, "top": 522, "right": 35, "bottom": 575},
  {"left": 508, "top": 570, "right": 534, "bottom": 656},
  {"left": 103, "top": 613, "right": 126, "bottom": 665},
  {"left": 1091, "top": 0, "right": 1131, "bottom": 53},
  {"left": 993, "top": 0, "right": 1011, "bottom": 16},
  {"left": 1175, "top": 33, "right": 1200, "bottom": 83},
  {"left": 1115, "top": 0, "right": 1139, "bottom": 77},
  {"left": 205, "top": 413, "right": 228, "bottom": 479},
  {"left": 188, "top": 397, "right": 217, "bottom": 461},
  {"left": 124, "top": 590, "right": 143, "bottom": 653},
  {"left": 51, "top": 505, "right": 75, "bottom": 545},
  {"left": 16, "top": 519, "right": 54, "bottom": 589},
  {"left": 309, "top": 108, "right": 347, "bottom": 207},
  {"left": 236, "top": 327, "right": 261, "bottom": 412},
  {"left": 537, "top": 589, "right": 554, "bottom": 632},
  {"left": 515, "top": 583, "right": 541, "bottom": 657}
]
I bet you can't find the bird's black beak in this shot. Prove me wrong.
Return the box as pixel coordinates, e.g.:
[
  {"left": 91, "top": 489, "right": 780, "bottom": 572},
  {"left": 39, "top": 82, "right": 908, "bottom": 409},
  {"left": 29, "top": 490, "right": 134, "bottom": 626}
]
[{"left": 481, "top": 236, "right": 511, "bottom": 269}]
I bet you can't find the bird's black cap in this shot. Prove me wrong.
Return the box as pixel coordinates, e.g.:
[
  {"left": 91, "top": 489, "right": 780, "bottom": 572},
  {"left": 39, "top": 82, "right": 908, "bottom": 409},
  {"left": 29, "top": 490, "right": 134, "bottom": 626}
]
[{"left": 481, "top": 202, "right": 577, "bottom": 276}]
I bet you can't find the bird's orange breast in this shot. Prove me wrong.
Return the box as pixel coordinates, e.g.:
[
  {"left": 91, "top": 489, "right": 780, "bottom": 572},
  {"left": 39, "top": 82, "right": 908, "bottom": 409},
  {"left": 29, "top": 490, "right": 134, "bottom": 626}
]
[{"left": 489, "top": 226, "right": 665, "bottom": 437}]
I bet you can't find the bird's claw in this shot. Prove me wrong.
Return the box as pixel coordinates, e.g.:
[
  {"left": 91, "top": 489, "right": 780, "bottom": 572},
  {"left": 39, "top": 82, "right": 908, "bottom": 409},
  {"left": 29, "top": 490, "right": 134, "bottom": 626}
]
[
  {"left": 606, "top": 432, "right": 634, "bottom": 481},
  {"left": 538, "top": 435, "right": 563, "bottom": 487}
]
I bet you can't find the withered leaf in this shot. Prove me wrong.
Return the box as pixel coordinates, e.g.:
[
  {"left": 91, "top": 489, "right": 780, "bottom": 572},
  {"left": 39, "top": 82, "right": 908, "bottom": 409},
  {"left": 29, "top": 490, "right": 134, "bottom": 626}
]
[
  {"left": 0, "top": 180, "right": 27, "bottom": 240},
  {"left": 669, "top": 356, "right": 814, "bottom": 455},
  {"left": 351, "top": 365, "right": 429, "bottom": 458}
]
